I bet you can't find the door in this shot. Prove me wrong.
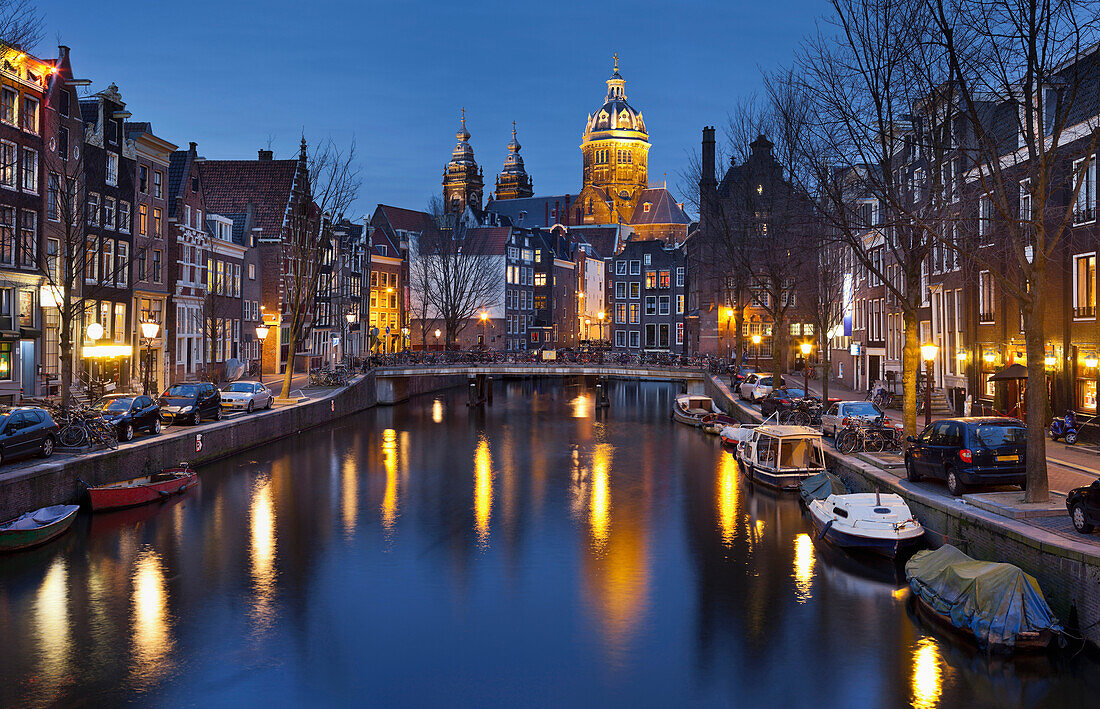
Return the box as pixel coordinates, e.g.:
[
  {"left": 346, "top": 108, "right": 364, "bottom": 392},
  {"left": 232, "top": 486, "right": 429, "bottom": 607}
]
[
  {"left": 3, "top": 412, "right": 30, "bottom": 456},
  {"left": 20, "top": 340, "right": 35, "bottom": 399},
  {"left": 868, "top": 355, "right": 880, "bottom": 386},
  {"left": 924, "top": 421, "right": 955, "bottom": 479},
  {"left": 134, "top": 396, "right": 152, "bottom": 429},
  {"left": 823, "top": 404, "right": 840, "bottom": 436},
  {"left": 910, "top": 423, "right": 936, "bottom": 476}
]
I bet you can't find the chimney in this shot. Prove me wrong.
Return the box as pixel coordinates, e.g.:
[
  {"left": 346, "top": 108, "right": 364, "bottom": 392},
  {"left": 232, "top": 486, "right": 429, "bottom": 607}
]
[
  {"left": 189, "top": 141, "right": 198, "bottom": 153},
  {"left": 258, "top": 149, "right": 273, "bottom": 161},
  {"left": 58, "top": 45, "right": 70, "bottom": 62},
  {"left": 700, "top": 126, "right": 717, "bottom": 219}
]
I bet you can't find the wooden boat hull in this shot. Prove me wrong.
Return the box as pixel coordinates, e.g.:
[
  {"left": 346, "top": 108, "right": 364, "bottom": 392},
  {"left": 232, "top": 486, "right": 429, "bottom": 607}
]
[
  {"left": 672, "top": 408, "right": 705, "bottom": 427},
  {"left": 88, "top": 469, "right": 199, "bottom": 512},
  {"left": 911, "top": 593, "right": 1054, "bottom": 654},
  {"left": 0, "top": 505, "right": 80, "bottom": 553},
  {"left": 810, "top": 511, "right": 923, "bottom": 559}
]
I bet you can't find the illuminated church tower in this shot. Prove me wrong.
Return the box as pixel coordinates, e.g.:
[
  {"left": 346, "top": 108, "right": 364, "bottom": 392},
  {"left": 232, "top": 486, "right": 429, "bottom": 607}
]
[
  {"left": 577, "top": 54, "right": 650, "bottom": 224},
  {"left": 494, "top": 122, "right": 534, "bottom": 200},
  {"left": 443, "top": 109, "right": 484, "bottom": 213}
]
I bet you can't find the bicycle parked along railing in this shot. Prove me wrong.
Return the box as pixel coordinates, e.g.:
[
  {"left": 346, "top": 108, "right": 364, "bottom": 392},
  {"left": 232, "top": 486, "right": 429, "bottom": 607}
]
[{"left": 52, "top": 405, "right": 119, "bottom": 450}]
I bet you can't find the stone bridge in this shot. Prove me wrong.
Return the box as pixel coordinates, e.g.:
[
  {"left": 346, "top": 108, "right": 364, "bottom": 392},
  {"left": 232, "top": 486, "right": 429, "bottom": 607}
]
[{"left": 371, "top": 365, "right": 708, "bottom": 404}]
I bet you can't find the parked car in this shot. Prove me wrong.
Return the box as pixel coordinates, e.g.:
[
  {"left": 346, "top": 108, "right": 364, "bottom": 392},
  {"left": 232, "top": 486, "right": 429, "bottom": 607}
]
[
  {"left": 820, "top": 400, "right": 885, "bottom": 438},
  {"left": 92, "top": 394, "right": 162, "bottom": 441},
  {"left": 1066, "top": 480, "right": 1100, "bottom": 534},
  {"left": 739, "top": 374, "right": 786, "bottom": 402},
  {"left": 759, "top": 386, "right": 812, "bottom": 419},
  {"left": 0, "top": 407, "right": 59, "bottom": 464},
  {"left": 729, "top": 366, "right": 756, "bottom": 389},
  {"left": 220, "top": 381, "right": 274, "bottom": 413},
  {"left": 904, "top": 417, "right": 1027, "bottom": 496},
  {"left": 158, "top": 382, "right": 222, "bottom": 425}
]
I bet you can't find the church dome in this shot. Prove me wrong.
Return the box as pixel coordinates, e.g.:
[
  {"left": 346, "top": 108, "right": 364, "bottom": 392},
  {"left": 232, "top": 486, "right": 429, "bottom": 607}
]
[
  {"left": 583, "top": 55, "right": 648, "bottom": 140},
  {"left": 449, "top": 109, "right": 476, "bottom": 168},
  {"left": 501, "top": 123, "right": 526, "bottom": 175}
]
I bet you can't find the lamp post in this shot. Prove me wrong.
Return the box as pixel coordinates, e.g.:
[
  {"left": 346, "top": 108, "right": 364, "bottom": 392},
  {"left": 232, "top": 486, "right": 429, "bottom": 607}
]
[
  {"left": 800, "top": 340, "right": 813, "bottom": 399},
  {"left": 921, "top": 342, "right": 939, "bottom": 427},
  {"left": 401, "top": 327, "right": 409, "bottom": 353},
  {"left": 435, "top": 328, "right": 441, "bottom": 351},
  {"left": 140, "top": 320, "right": 161, "bottom": 395},
  {"left": 584, "top": 317, "right": 591, "bottom": 341},
  {"left": 751, "top": 333, "right": 762, "bottom": 373},
  {"left": 479, "top": 311, "right": 488, "bottom": 349},
  {"left": 86, "top": 322, "right": 104, "bottom": 400},
  {"left": 345, "top": 311, "right": 356, "bottom": 364},
  {"left": 256, "top": 324, "right": 270, "bottom": 380},
  {"left": 725, "top": 308, "right": 734, "bottom": 364},
  {"left": 597, "top": 310, "right": 605, "bottom": 342}
]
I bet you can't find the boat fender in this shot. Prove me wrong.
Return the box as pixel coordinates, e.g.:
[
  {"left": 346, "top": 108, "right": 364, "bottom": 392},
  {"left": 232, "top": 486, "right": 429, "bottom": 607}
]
[{"left": 816, "top": 519, "right": 834, "bottom": 540}]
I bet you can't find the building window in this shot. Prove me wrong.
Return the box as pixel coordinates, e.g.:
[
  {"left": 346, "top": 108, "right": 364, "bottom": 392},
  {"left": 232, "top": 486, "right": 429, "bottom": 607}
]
[
  {"left": 645, "top": 296, "right": 656, "bottom": 315},
  {"left": 0, "top": 141, "right": 14, "bottom": 187},
  {"left": 106, "top": 153, "right": 118, "bottom": 186},
  {"left": 614, "top": 282, "right": 626, "bottom": 299},
  {"left": 658, "top": 296, "right": 670, "bottom": 315},
  {"left": 138, "top": 204, "right": 148, "bottom": 235},
  {"left": 20, "top": 147, "right": 36, "bottom": 192},
  {"left": 103, "top": 197, "right": 115, "bottom": 230},
  {"left": 119, "top": 201, "right": 130, "bottom": 233},
  {"left": 0, "top": 342, "right": 10, "bottom": 381},
  {"left": 102, "top": 240, "right": 114, "bottom": 285},
  {"left": 629, "top": 282, "right": 640, "bottom": 299},
  {"left": 629, "top": 260, "right": 640, "bottom": 275},
  {"left": 21, "top": 96, "right": 37, "bottom": 134},
  {"left": 615, "top": 303, "right": 626, "bottom": 323},
  {"left": 645, "top": 270, "right": 656, "bottom": 289},
  {"left": 1074, "top": 253, "right": 1096, "bottom": 319},
  {"left": 615, "top": 260, "right": 626, "bottom": 275},
  {"left": 47, "top": 173, "right": 60, "bottom": 221},
  {"left": 0, "top": 207, "right": 14, "bottom": 266},
  {"left": 153, "top": 249, "right": 162, "bottom": 282},
  {"left": 249, "top": 263, "right": 256, "bottom": 279},
  {"left": 979, "top": 271, "right": 995, "bottom": 323},
  {"left": 1019, "top": 179, "right": 1031, "bottom": 223},
  {"left": 677, "top": 295, "right": 684, "bottom": 314},
  {"left": 139, "top": 165, "right": 148, "bottom": 193},
  {"left": 85, "top": 238, "right": 98, "bottom": 283},
  {"left": 1074, "top": 156, "right": 1097, "bottom": 224},
  {"left": 18, "top": 290, "right": 33, "bottom": 328},
  {"left": 116, "top": 241, "right": 128, "bottom": 287},
  {"left": 154, "top": 171, "right": 163, "bottom": 198},
  {"left": 153, "top": 207, "right": 162, "bottom": 237},
  {"left": 615, "top": 330, "right": 626, "bottom": 347},
  {"left": 628, "top": 330, "right": 640, "bottom": 348},
  {"left": 18, "top": 210, "right": 35, "bottom": 267},
  {"left": 659, "top": 270, "right": 670, "bottom": 288},
  {"left": 87, "top": 193, "right": 99, "bottom": 225},
  {"left": 645, "top": 323, "right": 657, "bottom": 347},
  {"left": 676, "top": 322, "right": 684, "bottom": 344},
  {"left": 629, "top": 303, "right": 639, "bottom": 324},
  {"left": 0, "top": 88, "right": 14, "bottom": 125}
]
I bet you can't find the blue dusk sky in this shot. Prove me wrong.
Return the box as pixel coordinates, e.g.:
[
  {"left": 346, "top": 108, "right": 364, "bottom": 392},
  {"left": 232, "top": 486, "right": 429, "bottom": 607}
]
[{"left": 44, "top": 0, "right": 822, "bottom": 217}]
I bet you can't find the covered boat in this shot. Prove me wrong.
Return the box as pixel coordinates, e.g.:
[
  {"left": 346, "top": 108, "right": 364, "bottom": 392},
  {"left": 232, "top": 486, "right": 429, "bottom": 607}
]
[
  {"left": 905, "top": 545, "right": 1061, "bottom": 652},
  {"left": 87, "top": 465, "right": 198, "bottom": 512},
  {"left": 799, "top": 470, "right": 848, "bottom": 507},
  {"left": 734, "top": 424, "right": 827, "bottom": 490},
  {"left": 807, "top": 492, "right": 924, "bottom": 558},
  {"left": 672, "top": 395, "right": 723, "bottom": 427},
  {"left": 0, "top": 504, "right": 80, "bottom": 553}
]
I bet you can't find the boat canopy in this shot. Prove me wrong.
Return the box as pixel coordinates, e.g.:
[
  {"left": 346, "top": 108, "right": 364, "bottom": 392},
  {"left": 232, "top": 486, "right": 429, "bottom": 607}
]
[
  {"left": 905, "top": 545, "right": 1061, "bottom": 648},
  {"left": 800, "top": 471, "right": 848, "bottom": 504}
]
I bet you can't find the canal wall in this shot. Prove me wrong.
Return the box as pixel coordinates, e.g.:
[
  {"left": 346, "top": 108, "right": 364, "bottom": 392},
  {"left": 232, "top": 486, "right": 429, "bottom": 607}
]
[
  {"left": 0, "top": 371, "right": 467, "bottom": 522},
  {"left": 706, "top": 374, "right": 1100, "bottom": 647}
]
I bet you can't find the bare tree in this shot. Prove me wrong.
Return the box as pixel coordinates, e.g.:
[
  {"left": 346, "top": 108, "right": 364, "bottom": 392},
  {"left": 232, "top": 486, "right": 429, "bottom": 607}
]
[
  {"left": 929, "top": 0, "right": 1100, "bottom": 501},
  {"left": 277, "top": 137, "right": 361, "bottom": 398},
  {"left": 0, "top": 0, "right": 43, "bottom": 52}
]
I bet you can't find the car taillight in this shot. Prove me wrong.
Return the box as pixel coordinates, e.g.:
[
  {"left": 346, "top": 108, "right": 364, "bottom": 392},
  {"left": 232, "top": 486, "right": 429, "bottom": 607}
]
[
  {"left": 780, "top": 399, "right": 790, "bottom": 405},
  {"left": 842, "top": 416, "right": 850, "bottom": 426},
  {"left": 958, "top": 449, "right": 972, "bottom": 464}
]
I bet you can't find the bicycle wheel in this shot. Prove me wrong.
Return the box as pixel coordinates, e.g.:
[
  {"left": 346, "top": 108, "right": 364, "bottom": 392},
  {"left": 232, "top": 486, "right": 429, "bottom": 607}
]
[
  {"left": 59, "top": 424, "right": 88, "bottom": 448},
  {"left": 791, "top": 411, "right": 809, "bottom": 427},
  {"left": 864, "top": 433, "right": 884, "bottom": 453},
  {"left": 836, "top": 430, "right": 857, "bottom": 455}
]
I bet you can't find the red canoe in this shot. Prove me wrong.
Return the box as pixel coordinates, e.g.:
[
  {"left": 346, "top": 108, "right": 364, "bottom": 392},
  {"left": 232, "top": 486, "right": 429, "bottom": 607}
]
[{"left": 87, "top": 466, "right": 199, "bottom": 512}]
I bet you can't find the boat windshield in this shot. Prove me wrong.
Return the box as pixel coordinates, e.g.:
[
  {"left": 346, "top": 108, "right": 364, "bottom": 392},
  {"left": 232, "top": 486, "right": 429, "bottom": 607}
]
[
  {"left": 779, "top": 437, "right": 825, "bottom": 469},
  {"left": 94, "top": 398, "right": 132, "bottom": 413},
  {"left": 165, "top": 384, "right": 198, "bottom": 397}
]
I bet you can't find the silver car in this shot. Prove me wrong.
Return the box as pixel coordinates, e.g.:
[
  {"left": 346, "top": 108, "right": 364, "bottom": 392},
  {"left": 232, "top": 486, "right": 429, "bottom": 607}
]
[
  {"left": 220, "top": 381, "right": 274, "bottom": 413},
  {"left": 738, "top": 374, "right": 785, "bottom": 403},
  {"left": 820, "top": 400, "right": 885, "bottom": 438}
]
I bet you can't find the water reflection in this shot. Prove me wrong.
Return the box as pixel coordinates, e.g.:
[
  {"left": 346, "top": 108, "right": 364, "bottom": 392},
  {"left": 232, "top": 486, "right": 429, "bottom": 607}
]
[
  {"left": 381, "top": 428, "right": 399, "bottom": 536},
  {"left": 33, "top": 557, "right": 71, "bottom": 699},
  {"left": 249, "top": 474, "right": 277, "bottom": 634},
  {"left": 793, "top": 533, "right": 815, "bottom": 603},
  {"left": 474, "top": 435, "right": 493, "bottom": 548},
  {"left": 572, "top": 393, "right": 589, "bottom": 418},
  {"left": 912, "top": 636, "right": 943, "bottom": 709},
  {"left": 589, "top": 444, "right": 611, "bottom": 551},
  {"left": 716, "top": 451, "right": 738, "bottom": 547},
  {"left": 131, "top": 549, "right": 172, "bottom": 687},
  {"left": 432, "top": 398, "right": 443, "bottom": 423}
]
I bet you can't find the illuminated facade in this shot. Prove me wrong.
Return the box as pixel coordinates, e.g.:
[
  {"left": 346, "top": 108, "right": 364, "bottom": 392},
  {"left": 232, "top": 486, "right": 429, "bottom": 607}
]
[
  {"left": 493, "top": 122, "right": 533, "bottom": 201},
  {"left": 577, "top": 55, "right": 650, "bottom": 226},
  {"left": 442, "top": 110, "right": 483, "bottom": 214}
]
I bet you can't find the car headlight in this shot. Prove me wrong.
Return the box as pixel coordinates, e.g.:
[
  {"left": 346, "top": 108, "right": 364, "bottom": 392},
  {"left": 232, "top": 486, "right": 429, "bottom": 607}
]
[{"left": 179, "top": 405, "right": 194, "bottom": 413}]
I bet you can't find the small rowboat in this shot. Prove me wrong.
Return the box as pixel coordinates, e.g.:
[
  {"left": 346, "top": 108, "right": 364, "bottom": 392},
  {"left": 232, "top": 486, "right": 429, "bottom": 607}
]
[
  {"left": 87, "top": 465, "right": 198, "bottom": 512},
  {"left": 701, "top": 413, "right": 738, "bottom": 435},
  {"left": 673, "top": 395, "right": 724, "bottom": 427},
  {"left": 0, "top": 504, "right": 80, "bottom": 553}
]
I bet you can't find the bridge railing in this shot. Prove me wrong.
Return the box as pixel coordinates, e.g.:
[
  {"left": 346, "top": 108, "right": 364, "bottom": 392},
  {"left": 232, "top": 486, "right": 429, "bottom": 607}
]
[{"left": 364, "top": 351, "right": 723, "bottom": 374}]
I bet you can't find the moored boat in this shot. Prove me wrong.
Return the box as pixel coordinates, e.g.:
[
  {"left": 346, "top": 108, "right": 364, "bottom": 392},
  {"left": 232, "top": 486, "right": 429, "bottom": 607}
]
[
  {"left": 0, "top": 505, "right": 80, "bottom": 553},
  {"left": 905, "top": 544, "right": 1061, "bottom": 653},
  {"left": 672, "top": 395, "right": 723, "bottom": 427},
  {"left": 87, "top": 465, "right": 198, "bottom": 512},
  {"left": 799, "top": 470, "right": 848, "bottom": 508},
  {"left": 807, "top": 492, "right": 924, "bottom": 558},
  {"left": 701, "top": 412, "right": 737, "bottom": 435},
  {"left": 733, "top": 424, "right": 827, "bottom": 491}
]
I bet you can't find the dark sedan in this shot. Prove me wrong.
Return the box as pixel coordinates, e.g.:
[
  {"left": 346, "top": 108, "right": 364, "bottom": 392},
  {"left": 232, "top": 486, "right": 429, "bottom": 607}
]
[
  {"left": 0, "top": 407, "right": 59, "bottom": 464},
  {"left": 759, "top": 387, "right": 811, "bottom": 419},
  {"left": 904, "top": 417, "right": 1027, "bottom": 496},
  {"left": 92, "top": 394, "right": 162, "bottom": 441},
  {"left": 1067, "top": 480, "right": 1100, "bottom": 534},
  {"left": 158, "top": 382, "right": 222, "bottom": 425}
]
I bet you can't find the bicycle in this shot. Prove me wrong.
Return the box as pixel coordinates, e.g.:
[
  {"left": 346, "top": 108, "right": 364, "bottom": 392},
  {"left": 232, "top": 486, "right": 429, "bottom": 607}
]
[{"left": 56, "top": 406, "right": 119, "bottom": 449}]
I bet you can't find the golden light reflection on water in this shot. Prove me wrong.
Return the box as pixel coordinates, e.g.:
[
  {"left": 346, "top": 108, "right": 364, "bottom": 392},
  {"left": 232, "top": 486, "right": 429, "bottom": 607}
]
[
  {"left": 432, "top": 398, "right": 444, "bottom": 423},
  {"left": 572, "top": 394, "right": 589, "bottom": 418},
  {"left": 716, "top": 452, "right": 738, "bottom": 546},
  {"left": 911, "top": 637, "right": 943, "bottom": 709},
  {"left": 341, "top": 453, "right": 358, "bottom": 536},
  {"left": 381, "top": 428, "right": 398, "bottom": 535},
  {"left": 33, "top": 557, "right": 71, "bottom": 695},
  {"left": 250, "top": 476, "right": 277, "bottom": 633},
  {"left": 589, "top": 444, "right": 611, "bottom": 551},
  {"left": 474, "top": 435, "right": 493, "bottom": 547},
  {"left": 793, "top": 533, "right": 815, "bottom": 603},
  {"left": 131, "top": 549, "right": 172, "bottom": 686}
]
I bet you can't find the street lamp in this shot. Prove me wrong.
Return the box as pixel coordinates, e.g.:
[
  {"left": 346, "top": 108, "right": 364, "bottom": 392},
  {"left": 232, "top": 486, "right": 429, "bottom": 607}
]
[
  {"left": 800, "top": 340, "right": 813, "bottom": 400},
  {"left": 435, "top": 328, "right": 441, "bottom": 351},
  {"left": 401, "top": 327, "right": 409, "bottom": 352},
  {"left": 597, "top": 310, "right": 605, "bottom": 342},
  {"left": 751, "top": 333, "right": 762, "bottom": 373},
  {"left": 256, "top": 324, "right": 270, "bottom": 378},
  {"left": 140, "top": 320, "right": 160, "bottom": 395},
  {"left": 725, "top": 308, "right": 734, "bottom": 363},
  {"left": 921, "top": 342, "right": 939, "bottom": 427},
  {"left": 479, "top": 311, "right": 488, "bottom": 349},
  {"left": 86, "top": 322, "right": 104, "bottom": 400}
]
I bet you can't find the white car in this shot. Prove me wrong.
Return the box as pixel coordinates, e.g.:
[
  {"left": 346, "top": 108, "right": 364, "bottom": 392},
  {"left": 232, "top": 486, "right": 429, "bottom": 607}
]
[
  {"left": 220, "top": 381, "right": 274, "bottom": 413},
  {"left": 820, "top": 400, "right": 885, "bottom": 438},
  {"left": 739, "top": 374, "right": 785, "bottom": 403}
]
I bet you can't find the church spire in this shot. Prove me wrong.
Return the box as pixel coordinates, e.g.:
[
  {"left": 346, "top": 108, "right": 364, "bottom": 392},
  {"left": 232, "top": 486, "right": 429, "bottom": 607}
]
[
  {"left": 495, "top": 121, "right": 533, "bottom": 201},
  {"left": 443, "top": 109, "right": 483, "bottom": 213}
]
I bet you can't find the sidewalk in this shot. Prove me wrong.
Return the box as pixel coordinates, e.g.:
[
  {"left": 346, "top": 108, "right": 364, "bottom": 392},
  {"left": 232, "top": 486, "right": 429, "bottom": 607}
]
[{"left": 799, "top": 376, "right": 1099, "bottom": 495}]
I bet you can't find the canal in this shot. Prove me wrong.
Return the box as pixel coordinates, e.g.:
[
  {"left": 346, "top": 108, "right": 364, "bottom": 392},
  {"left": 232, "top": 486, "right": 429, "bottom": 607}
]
[{"left": 1, "top": 379, "right": 1098, "bottom": 707}]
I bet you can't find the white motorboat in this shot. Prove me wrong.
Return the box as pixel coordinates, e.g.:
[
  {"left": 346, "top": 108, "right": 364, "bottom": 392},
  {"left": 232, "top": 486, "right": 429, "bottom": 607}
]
[
  {"left": 807, "top": 492, "right": 924, "bottom": 558},
  {"left": 733, "top": 424, "right": 827, "bottom": 490}
]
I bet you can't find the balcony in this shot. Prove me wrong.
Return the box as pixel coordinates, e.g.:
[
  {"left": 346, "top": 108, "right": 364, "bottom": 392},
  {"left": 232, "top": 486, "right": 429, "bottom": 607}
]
[{"left": 1074, "top": 305, "right": 1096, "bottom": 319}]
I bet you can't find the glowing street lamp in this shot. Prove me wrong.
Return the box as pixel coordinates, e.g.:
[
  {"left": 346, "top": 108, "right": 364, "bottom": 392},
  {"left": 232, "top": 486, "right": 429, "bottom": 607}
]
[
  {"left": 800, "top": 340, "right": 813, "bottom": 399},
  {"left": 479, "top": 311, "right": 488, "bottom": 348},
  {"left": 597, "top": 310, "right": 605, "bottom": 342},
  {"left": 256, "top": 324, "right": 270, "bottom": 377},
  {"left": 139, "top": 320, "right": 160, "bottom": 395},
  {"left": 435, "top": 328, "right": 441, "bottom": 351},
  {"left": 725, "top": 308, "right": 735, "bottom": 363},
  {"left": 921, "top": 342, "right": 939, "bottom": 427},
  {"left": 751, "top": 333, "right": 762, "bottom": 373}
]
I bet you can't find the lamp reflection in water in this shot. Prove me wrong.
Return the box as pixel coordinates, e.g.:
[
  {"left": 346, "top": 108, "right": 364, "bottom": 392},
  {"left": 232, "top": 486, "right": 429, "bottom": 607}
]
[
  {"left": 34, "top": 557, "right": 71, "bottom": 696},
  {"left": 432, "top": 398, "right": 444, "bottom": 424},
  {"left": 249, "top": 475, "right": 277, "bottom": 634},
  {"left": 381, "top": 428, "right": 399, "bottom": 536},
  {"left": 589, "top": 443, "right": 612, "bottom": 551},
  {"left": 474, "top": 435, "right": 493, "bottom": 548},
  {"left": 341, "top": 451, "right": 358, "bottom": 536},
  {"left": 131, "top": 549, "right": 172, "bottom": 687},
  {"left": 716, "top": 451, "right": 739, "bottom": 546},
  {"left": 911, "top": 637, "right": 943, "bottom": 709},
  {"left": 793, "top": 533, "right": 815, "bottom": 603},
  {"left": 572, "top": 394, "right": 589, "bottom": 418}
]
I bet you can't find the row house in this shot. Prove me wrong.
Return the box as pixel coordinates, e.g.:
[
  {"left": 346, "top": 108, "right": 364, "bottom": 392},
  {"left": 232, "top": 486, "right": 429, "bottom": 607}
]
[
  {"left": 331, "top": 218, "right": 367, "bottom": 362},
  {"left": 367, "top": 204, "right": 420, "bottom": 352},
  {"left": 204, "top": 212, "right": 246, "bottom": 368},
  {"left": 166, "top": 143, "right": 208, "bottom": 381},
  {"left": 79, "top": 85, "right": 137, "bottom": 392},
  {"left": 609, "top": 238, "right": 688, "bottom": 353}
]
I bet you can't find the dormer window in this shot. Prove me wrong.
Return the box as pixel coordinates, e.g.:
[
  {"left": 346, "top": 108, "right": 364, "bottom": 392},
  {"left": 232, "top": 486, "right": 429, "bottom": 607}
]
[{"left": 643, "top": 202, "right": 651, "bottom": 213}]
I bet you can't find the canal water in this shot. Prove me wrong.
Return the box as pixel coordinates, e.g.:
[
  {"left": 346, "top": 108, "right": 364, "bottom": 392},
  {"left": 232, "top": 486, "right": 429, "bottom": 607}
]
[{"left": 1, "top": 379, "right": 1098, "bottom": 708}]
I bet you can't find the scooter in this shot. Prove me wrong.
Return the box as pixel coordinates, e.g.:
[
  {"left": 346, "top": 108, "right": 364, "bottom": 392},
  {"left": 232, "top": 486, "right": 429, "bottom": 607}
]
[{"left": 1049, "top": 410, "right": 1079, "bottom": 445}]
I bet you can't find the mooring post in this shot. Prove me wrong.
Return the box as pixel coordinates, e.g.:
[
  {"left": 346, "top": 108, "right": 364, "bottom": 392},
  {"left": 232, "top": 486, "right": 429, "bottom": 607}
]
[
  {"left": 467, "top": 376, "right": 478, "bottom": 407},
  {"left": 487, "top": 376, "right": 493, "bottom": 405}
]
